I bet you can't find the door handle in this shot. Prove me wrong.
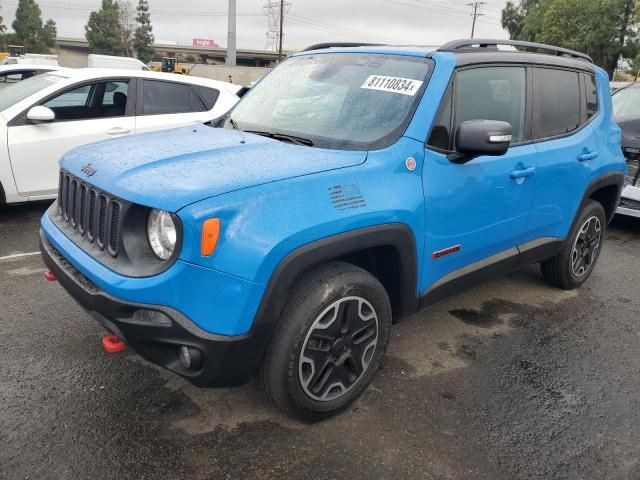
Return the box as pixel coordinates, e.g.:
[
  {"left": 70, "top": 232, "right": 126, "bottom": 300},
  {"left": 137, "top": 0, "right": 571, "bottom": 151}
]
[
  {"left": 509, "top": 166, "right": 536, "bottom": 179},
  {"left": 578, "top": 150, "right": 599, "bottom": 162},
  {"left": 106, "top": 127, "right": 131, "bottom": 136}
]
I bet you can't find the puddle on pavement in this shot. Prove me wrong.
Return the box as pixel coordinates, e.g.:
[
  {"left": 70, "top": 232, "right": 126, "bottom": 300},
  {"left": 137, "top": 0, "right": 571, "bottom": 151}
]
[{"left": 127, "top": 266, "right": 581, "bottom": 434}]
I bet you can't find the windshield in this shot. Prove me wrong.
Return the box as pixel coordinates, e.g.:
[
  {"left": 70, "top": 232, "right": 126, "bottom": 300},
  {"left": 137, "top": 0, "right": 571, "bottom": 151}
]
[
  {"left": 0, "top": 74, "right": 64, "bottom": 112},
  {"left": 613, "top": 86, "right": 640, "bottom": 118},
  {"left": 225, "top": 53, "right": 432, "bottom": 150}
]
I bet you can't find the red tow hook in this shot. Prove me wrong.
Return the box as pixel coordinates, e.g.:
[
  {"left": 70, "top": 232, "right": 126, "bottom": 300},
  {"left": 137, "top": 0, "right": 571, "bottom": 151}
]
[
  {"left": 102, "top": 334, "right": 128, "bottom": 353},
  {"left": 44, "top": 270, "right": 56, "bottom": 282}
]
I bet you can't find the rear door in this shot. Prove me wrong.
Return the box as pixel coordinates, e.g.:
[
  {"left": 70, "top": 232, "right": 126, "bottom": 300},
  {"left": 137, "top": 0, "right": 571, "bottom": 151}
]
[
  {"left": 8, "top": 78, "right": 135, "bottom": 196},
  {"left": 134, "top": 79, "right": 221, "bottom": 134},
  {"left": 527, "top": 68, "right": 600, "bottom": 241}
]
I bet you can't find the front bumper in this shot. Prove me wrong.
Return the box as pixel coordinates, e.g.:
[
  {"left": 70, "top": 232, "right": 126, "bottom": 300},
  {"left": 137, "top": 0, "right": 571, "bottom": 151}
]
[{"left": 40, "top": 231, "right": 267, "bottom": 387}]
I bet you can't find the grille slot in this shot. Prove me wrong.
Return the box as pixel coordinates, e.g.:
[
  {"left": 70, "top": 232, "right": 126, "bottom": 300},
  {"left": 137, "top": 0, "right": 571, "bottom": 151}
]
[{"left": 56, "top": 171, "right": 124, "bottom": 258}]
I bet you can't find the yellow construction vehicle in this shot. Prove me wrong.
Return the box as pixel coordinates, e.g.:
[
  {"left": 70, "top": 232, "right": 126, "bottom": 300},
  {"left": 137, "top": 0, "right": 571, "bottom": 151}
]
[
  {"left": 0, "top": 45, "right": 26, "bottom": 62},
  {"left": 151, "top": 57, "right": 190, "bottom": 75}
]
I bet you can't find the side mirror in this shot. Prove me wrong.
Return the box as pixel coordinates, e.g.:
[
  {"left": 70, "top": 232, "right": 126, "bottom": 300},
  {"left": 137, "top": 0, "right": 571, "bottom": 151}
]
[
  {"left": 450, "top": 120, "right": 512, "bottom": 163},
  {"left": 26, "top": 106, "right": 55, "bottom": 123}
]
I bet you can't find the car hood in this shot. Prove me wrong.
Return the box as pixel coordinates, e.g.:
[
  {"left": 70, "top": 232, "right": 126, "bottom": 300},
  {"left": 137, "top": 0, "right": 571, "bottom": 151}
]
[
  {"left": 60, "top": 125, "right": 367, "bottom": 211},
  {"left": 616, "top": 115, "right": 640, "bottom": 150}
]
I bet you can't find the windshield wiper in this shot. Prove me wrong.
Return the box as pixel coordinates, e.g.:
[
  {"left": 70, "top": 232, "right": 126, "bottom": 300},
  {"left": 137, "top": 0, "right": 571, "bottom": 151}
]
[
  {"left": 228, "top": 116, "right": 240, "bottom": 130},
  {"left": 245, "top": 130, "right": 314, "bottom": 147}
]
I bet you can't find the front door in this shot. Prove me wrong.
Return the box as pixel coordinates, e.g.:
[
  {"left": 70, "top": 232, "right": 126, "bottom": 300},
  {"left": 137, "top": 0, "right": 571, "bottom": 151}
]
[
  {"left": 421, "top": 66, "right": 537, "bottom": 294},
  {"left": 8, "top": 79, "right": 135, "bottom": 197}
]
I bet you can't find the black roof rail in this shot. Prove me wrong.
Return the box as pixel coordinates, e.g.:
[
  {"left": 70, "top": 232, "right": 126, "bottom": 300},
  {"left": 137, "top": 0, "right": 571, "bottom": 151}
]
[
  {"left": 301, "top": 42, "right": 384, "bottom": 52},
  {"left": 438, "top": 39, "right": 593, "bottom": 63}
]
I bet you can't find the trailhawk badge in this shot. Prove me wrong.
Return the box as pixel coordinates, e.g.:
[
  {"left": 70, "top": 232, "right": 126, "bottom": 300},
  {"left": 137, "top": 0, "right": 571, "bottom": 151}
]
[{"left": 81, "top": 164, "right": 97, "bottom": 177}]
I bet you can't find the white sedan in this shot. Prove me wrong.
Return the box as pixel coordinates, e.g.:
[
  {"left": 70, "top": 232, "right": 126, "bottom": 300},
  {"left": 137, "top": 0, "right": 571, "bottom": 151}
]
[{"left": 0, "top": 68, "right": 241, "bottom": 205}]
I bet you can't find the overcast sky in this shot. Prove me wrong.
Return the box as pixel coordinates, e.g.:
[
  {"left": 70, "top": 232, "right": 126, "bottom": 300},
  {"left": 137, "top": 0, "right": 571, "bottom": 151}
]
[{"left": 1, "top": 0, "right": 509, "bottom": 51}]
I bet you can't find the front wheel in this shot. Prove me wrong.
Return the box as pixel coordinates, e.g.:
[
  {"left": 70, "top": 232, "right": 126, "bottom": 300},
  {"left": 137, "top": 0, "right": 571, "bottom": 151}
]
[
  {"left": 258, "top": 261, "right": 392, "bottom": 421},
  {"left": 541, "top": 200, "right": 606, "bottom": 290}
]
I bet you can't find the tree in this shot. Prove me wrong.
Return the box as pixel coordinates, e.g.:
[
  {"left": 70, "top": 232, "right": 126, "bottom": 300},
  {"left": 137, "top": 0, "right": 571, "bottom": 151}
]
[
  {"left": 501, "top": 0, "right": 639, "bottom": 78},
  {"left": 119, "top": 0, "right": 135, "bottom": 56},
  {"left": 42, "top": 18, "right": 56, "bottom": 48},
  {"left": 502, "top": 0, "right": 640, "bottom": 77},
  {"left": 85, "top": 0, "right": 123, "bottom": 56},
  {"left": 11, "top": 0, "right": 56, "bottom": 53},
  {"left": 133, "top": 0, "right": 154, "bottom": 63},
  {"left": 0, "top": 2, "right": 7, "bottom": 50}
]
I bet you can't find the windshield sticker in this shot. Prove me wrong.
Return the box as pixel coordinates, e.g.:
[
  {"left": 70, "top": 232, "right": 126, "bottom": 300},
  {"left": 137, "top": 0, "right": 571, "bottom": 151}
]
[{"left": 361, "top": 75, "right": 424, "bottom": 96}]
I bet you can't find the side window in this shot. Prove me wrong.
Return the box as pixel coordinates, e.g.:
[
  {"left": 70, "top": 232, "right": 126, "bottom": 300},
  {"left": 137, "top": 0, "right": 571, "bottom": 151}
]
[
  {"left": 45, "top": 84, "right": 92, "bottom": 110},
  {"left": 43, "top": 80, "right": 129, "bottom": 121},
  {"left": 193, "top": 86, "right": 220, "bottom": 111},
  {"left": 532, "top": 68, "right": 580, "bottom": 139},
  {"left": 584, "top": 74, "right": 598, "bottom": 120},
  {"left": 454, "top": 67, "right": 526, "bottom": 143},
  {"left": 142, "top": 80, "right": 190, "bottom": 115},
  {"left": 427, "top": 84, "right": 452, "bottom": 150},
  {"left": 0, "top": 72, "right": 24, "bottom": 86}
]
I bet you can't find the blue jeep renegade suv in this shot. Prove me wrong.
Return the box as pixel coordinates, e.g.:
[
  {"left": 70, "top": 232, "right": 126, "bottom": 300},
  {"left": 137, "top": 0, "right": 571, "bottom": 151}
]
[{"left": 40, "top": 39, "right": 626, "bottom": 420}]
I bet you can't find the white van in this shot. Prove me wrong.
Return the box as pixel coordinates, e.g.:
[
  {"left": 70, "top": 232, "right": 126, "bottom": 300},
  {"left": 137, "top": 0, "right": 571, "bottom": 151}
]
[{"left": 88, "top": 54, "right": 150, "bottom": 71}]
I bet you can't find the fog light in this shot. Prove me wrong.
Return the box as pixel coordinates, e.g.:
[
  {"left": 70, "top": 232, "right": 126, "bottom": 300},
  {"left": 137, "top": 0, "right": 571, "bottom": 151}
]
[{"left": 179, "top": 346, "right": 202, "bottom": 370}]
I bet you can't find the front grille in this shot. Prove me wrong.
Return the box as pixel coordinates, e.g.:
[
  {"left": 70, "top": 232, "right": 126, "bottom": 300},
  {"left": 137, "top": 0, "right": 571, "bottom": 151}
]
[{"left": 57, "top": 170, "right": 124, "bottom": 258}]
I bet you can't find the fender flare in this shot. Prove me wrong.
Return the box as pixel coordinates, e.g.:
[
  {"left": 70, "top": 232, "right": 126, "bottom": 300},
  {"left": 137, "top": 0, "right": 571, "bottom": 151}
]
[
  {"left": 245, "top": 223, "right": 419, "bottom": 370},
  {"left": 578, "top": 171, "right": 625, "bottom": 223}
]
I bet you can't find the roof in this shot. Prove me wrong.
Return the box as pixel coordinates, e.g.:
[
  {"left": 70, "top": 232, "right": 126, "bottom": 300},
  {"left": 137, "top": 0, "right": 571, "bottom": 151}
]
[
  {"left": 294, "top": 39, "right": 595, "bottom": 71},
  {"left": 48, "top": 68, "right": 242, "bottom": 94}
]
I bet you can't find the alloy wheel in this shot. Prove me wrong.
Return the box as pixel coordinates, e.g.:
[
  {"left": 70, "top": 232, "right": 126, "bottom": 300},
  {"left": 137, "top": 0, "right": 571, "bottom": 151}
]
[
  {"left": 299, "top": 296, "right": 379, "bottom": 402},
  {"left": 570, "top": 215, "right": 602, "bottom": 277}
]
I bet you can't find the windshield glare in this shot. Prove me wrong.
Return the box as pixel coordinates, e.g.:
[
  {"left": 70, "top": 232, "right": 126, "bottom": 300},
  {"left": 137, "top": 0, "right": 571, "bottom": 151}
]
[
  {"left": 0, "top": 74, "right": 63, "bottom": 112},
  {"left": 613, "top": 86, "right": 640, "bottom": 118},
  {"left": 227, "top": 53, "right": 431, "bottom": 150}
]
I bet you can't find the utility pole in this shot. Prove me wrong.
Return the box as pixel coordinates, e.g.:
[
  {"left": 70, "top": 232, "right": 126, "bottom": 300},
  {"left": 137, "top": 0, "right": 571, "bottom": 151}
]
[
  {"left": 226, "top": 0, "right": 237, "bottom": 67},
  {"left": 278, "top": 0, "right": 284, "bottom": 60},
  {"left": 467, "top": 1, "right": 485, "bottom": 39}
]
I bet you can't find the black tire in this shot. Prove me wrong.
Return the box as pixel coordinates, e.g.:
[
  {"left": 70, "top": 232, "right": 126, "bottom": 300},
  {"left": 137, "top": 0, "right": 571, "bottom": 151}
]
[
  {"left": 541, "top": 200, "right": 606, "bottom": 290},
  {"left": 258, "top": 261, "right": 392, "bottom": 422}
]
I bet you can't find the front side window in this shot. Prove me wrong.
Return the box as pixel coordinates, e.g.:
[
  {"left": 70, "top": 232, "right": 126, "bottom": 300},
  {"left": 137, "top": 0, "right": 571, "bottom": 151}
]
[
  {"left": 532, "top": 68, "right": 580, "bottom": 139},
  {"left": 225, "top": 53, "right": 432, "bottom": 150},
  {"left": 454, "top": 67, "right": 526, "bottom": 144},
  {"left": 44, "top": 80, "right": 129, "bottom": 121},
  {"left": 427, "top": 66, "right": 526, "bottom": 150}
]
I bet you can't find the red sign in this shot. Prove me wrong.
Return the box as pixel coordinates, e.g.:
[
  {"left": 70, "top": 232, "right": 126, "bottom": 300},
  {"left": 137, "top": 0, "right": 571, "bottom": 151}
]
[{"left": 193, "top": 38, "right": 219, "bottom": 48}]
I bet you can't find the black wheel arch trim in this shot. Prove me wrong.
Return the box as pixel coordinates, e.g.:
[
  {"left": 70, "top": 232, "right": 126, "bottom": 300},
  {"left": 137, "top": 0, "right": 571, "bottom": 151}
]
[
  {"left": 251, "top": 222, "right": 419, "bottom": 341},
  {"left": 579, "top": 170, "right": 625, "bottom": 223}
]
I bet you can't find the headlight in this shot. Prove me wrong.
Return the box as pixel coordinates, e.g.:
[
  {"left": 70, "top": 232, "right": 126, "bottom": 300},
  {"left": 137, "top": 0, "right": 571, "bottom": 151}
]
[{"left": 147, "top": 209, "right": 177, "bottom": 260}]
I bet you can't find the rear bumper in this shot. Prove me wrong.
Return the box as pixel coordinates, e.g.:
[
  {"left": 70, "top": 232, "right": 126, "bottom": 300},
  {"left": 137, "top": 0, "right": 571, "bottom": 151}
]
[
  {"left": 40, "top": 231, "right": 267, "bottom": 387},
  {"left": 617, "top": 185, "right": 640, "bottom": 218}
]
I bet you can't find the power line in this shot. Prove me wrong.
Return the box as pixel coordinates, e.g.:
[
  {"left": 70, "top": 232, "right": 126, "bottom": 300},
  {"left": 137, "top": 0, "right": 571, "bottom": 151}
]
[{"left": 467, "top": 1, "right": 486, "bottom": 38}]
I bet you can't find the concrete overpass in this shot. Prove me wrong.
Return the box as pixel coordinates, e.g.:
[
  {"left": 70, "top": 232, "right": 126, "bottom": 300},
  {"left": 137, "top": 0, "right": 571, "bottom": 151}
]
[{"left": 54, "top": 37, "right": 282, "bottom": 68}]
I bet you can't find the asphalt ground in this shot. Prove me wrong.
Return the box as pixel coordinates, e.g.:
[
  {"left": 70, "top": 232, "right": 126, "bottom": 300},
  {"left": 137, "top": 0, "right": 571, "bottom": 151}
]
[{"left": 2, "top": 201, "right": 640, "bottom": 480}]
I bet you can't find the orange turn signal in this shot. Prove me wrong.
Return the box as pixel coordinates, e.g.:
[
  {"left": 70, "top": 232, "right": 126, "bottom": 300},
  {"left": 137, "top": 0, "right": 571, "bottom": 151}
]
[{"left": 201, "top": 218, "right": 221, "bottom": 256}]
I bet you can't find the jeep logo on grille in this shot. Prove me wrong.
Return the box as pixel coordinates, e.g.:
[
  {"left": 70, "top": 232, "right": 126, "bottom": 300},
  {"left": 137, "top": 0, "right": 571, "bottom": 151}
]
[{"left": 81, "top": 164, "right": 97, "bottom": 177}]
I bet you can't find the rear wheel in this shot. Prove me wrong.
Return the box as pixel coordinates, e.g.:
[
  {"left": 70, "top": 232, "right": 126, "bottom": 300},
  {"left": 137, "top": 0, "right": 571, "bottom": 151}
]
[
  {"left": 258, "top": 261, "right": 392, "bottom": 421},
  {"left": 541, "top": 200, "right": 606, "bottom": 290}
]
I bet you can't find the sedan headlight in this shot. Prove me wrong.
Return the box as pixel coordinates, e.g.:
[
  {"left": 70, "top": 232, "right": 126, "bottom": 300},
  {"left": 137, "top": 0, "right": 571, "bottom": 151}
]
[{"left": 147, "top": 209, "right": 177, "bottom": 260}]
